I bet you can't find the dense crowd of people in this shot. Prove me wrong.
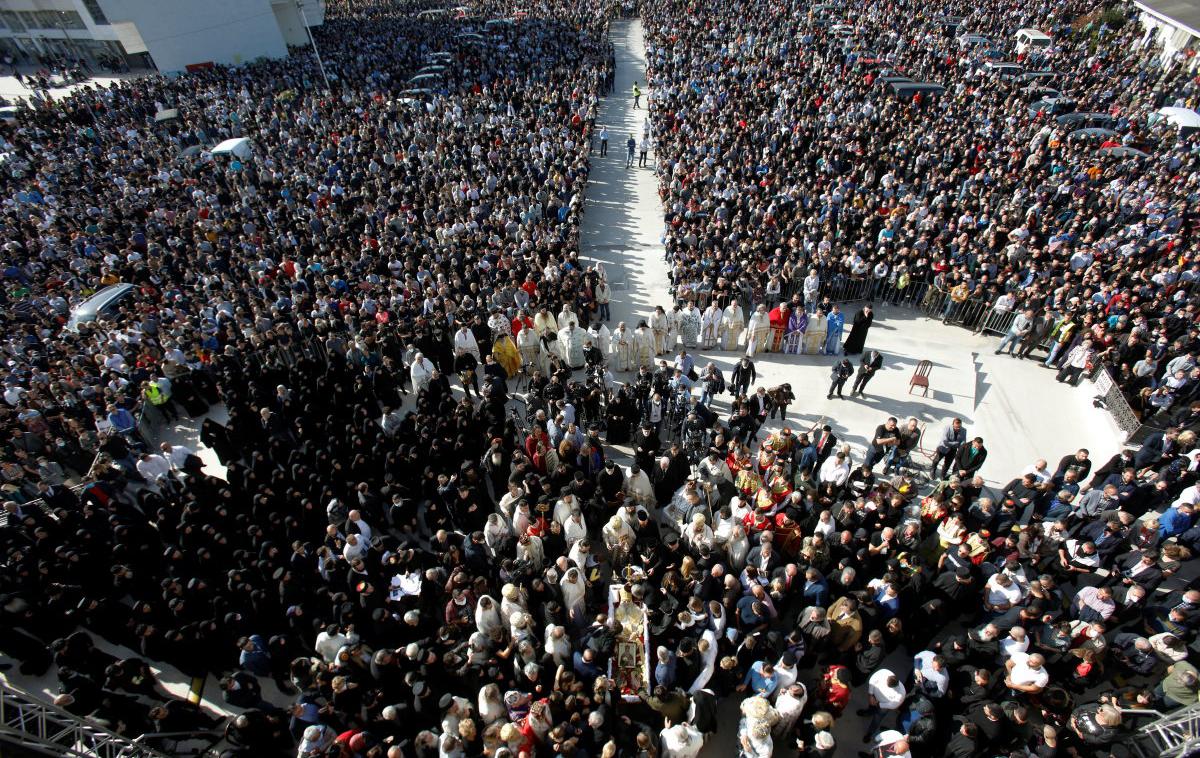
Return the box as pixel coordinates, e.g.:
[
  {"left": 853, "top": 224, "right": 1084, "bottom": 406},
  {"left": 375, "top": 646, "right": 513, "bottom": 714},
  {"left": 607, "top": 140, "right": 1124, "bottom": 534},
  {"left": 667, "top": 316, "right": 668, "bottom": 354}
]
[
  {"left": 644, "top": 0, "right": 1200, "bottom": 424},
  {"left": 0, "top": 0, "right": 1199, "bottom": 756}
]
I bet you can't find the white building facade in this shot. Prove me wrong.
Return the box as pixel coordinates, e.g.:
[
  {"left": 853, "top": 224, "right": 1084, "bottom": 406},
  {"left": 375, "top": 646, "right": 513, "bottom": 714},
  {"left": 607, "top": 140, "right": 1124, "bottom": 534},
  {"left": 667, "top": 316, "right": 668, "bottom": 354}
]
[
  {"left": 0, "top": 0, "right": 323, "bottom": 73},
  {"left": 1134, "top": 0, "right": 1200, "bottom": 71}
]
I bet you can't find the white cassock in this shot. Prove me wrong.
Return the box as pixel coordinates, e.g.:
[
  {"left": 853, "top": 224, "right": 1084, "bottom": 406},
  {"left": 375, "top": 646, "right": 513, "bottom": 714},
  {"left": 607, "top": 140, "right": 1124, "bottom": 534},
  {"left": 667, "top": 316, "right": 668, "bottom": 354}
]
[
  {"left": 567, "top": 541, "right": 595, "bottom": 573},
  {"left": 624, "top": 467, "right": 655, "bottom": 505},
  {"left": 746, "top": 310, "right": 770, "bottom": 356},
  {"left": 805, "top": 313, "right": 827, "bottom": 355},
  {"left": 559, "top": 325, "right": 586, "bottom": 368},
  {"left": 544, "top": 628, "right": 571, "bottom": 665},
  {"left": 701, "top": 305, "right": 722, "bottom": 348},
  {"left": 774, "top": 684, "right": 807, "bottom": 737},
  {"left": 689, "top": 629, "right": 720, "bottom": 693},
  {"left": 660, "top": 723, "right": 704, "bottom": 758},
  {"left": 665, "top": 308, "right": 681, "bottom": 349},
  {"left": 557, "top": 307, "right": 579, "bottom": 329},
  {"left": 483, "top": 515, "right": 510, "bottom": 555},
  {"left": 722, "top": 303, "right": 745, "bottom": 350},
  {"left": 517, "top": 327, "right": 543, "bottom": 372},
  {"left": 727, "top": 530, "right": 749, "bottom": 571},
  {"left": 679, "top": 306, "right": 702, "bottom": 348},
  {"left": 410, "top": 357, "right": 434, "bottom": 393},
  {"left": 453, "top": 329, "right": 480, "bottom": 362},
  {"left": 563, "top": 514, "right": 588, "bottom": 546},
  {"left": 649, "top": 310, "right": 669, "bottom": 354},
  {"left": 610, "top": 325, "right": 633, "bottom": 371},
  {"left": 633, "top": 326, "right": 655, "bottom": 368},
  {"left": 560, "top": 569, "right": 587, "bottom": 625},
  {"left": 475, "top": 595, "right": 504, "bottom": 638},
  {"left": 553, "top": 495, "right": 580, "bottom": 526},
  {"left": 588, "top": 323, "right": 611, "bottom": 355},
  {"left": 511, "top": 504, "right": 532, "bottom": 537}
]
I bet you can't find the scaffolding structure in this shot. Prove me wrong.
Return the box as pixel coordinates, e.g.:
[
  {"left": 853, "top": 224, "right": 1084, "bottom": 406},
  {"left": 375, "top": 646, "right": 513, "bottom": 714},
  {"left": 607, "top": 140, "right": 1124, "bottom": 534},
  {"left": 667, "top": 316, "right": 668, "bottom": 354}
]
[{"left": 0, "top": 681, "right": 174, "bottom": 758}]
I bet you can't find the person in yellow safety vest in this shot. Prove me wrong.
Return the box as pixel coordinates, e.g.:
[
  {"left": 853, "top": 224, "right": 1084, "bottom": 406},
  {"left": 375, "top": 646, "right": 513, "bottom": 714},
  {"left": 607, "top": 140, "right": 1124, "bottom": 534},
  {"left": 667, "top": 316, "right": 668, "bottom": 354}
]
[
  {"left": 143, "top": 378, "right": 179, "bottom": 423},
  {"left": 633, "top": 82, "right": 641, "bottom": 109}
]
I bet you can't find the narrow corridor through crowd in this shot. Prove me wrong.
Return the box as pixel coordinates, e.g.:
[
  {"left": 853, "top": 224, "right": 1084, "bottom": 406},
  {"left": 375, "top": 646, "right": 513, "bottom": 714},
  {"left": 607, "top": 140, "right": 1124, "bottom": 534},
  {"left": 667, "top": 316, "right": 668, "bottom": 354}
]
[{"left": 580, "top": 19, "right": 672, "bottom": 329}]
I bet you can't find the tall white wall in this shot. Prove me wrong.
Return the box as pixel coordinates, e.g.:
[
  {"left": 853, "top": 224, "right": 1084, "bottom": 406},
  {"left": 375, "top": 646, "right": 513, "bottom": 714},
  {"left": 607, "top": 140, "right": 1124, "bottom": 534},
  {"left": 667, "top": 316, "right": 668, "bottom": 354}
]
[{"left": 98, "top": 0, "right": 288, "bottom": 72}]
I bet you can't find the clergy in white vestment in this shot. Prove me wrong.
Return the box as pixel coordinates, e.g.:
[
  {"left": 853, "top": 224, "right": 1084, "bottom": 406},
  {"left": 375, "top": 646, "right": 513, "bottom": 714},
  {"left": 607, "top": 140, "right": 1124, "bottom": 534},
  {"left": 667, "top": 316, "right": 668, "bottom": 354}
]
[
  {"left": 453, "top": 325, "right": 480, "bottom": 362},
  {"left": 722, "top": 301, "right": 745, "bottom": 351}
]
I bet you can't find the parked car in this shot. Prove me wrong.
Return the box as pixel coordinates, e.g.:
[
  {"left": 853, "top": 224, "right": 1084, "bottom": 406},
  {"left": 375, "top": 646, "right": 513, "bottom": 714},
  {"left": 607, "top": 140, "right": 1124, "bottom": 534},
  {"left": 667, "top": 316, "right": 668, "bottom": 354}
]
[
  {"left": 1014, "top": 28, "right": 1052, "bottom": 55},
  {"left": 1028, "top": 98, "right": 1076, "bottom": 116},
  {"left": 957, "top": 34, "right": 992, "bottom": 49},
  {"left": 1055, "top": 112, "right": 1117, "bottom": 129},
  {"left": 66, "top": 284, "right": 136, "bottom": 332},
  {"left": 983, "top": 61, "right": 1025, "bottom": 79},
  {"left": 890, "top": 82, "right": 946, "bottom": 99}
]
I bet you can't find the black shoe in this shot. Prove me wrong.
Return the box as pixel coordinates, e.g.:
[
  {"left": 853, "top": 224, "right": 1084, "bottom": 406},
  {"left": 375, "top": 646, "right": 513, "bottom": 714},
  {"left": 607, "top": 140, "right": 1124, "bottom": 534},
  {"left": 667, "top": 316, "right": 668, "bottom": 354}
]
[
  {"left": 855, "top": 709, "right": 870, "bottom": 717},
  {"left": 827, "top": 395, "right": 832, "bottom": 399},
  {"left": 838, "top": 394, "right": 845, "bottom": 399},
  {"left": 994, "top": 350, "right": 1001, "bottom": 355}
]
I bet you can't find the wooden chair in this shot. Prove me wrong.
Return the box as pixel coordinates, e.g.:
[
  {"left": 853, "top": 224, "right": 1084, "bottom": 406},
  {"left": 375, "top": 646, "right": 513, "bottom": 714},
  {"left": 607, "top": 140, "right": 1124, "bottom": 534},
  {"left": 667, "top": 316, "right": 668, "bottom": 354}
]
[{"left": 909, "top": 359, "right": 932, "bottom": 396}]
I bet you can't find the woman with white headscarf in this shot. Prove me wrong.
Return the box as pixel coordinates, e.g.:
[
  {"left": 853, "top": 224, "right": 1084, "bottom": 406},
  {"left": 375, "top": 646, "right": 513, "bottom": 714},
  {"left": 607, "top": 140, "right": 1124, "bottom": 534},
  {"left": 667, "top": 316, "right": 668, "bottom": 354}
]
[
  {"left": 561, "top": 567, "right": 588, "bottom": 628},
  {"left": 465, "top": 591, "right": 494, "bottom": 631},
  {"left": 467, "top": 632, "right": 492, "bottom": 666},
  {"left": 500, "top": 583, "right": 527, "bottom": 622},
  {"left": 477, "top": 683, "right": 506, "bottom": 725},
  {"left": 510, "top": 612, "right": 536, "bottom": 647},
  {"left": 543, "top": 624, "right": 572, "bottom": 666},
  {"left": 483, "top": 514, "right": 511, "bottom": 557},
  {"left": 727, "top": 523, "right": 750, "bottom": 571}
]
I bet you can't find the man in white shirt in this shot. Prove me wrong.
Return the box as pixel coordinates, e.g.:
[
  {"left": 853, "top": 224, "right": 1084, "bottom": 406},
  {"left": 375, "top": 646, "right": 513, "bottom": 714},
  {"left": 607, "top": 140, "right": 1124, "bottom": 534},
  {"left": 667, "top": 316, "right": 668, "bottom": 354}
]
[
  {"left": 347, "top": 510, "right": 373, "bottom": 543},
  {"left": 861, "top": 668, "right": 906, "bottom": 740},
  {"left": 1000, "top": 627, "right": 1030, "bottom": 661},
  {"left": 1023, "top": 459, "right": 1053, "bottom": 485},
  {"left": 911, "top": 650, "right": 949, "bottom": 698},
  {"left": 136, "top": 452, "right": 171, "bottom": 484},
  {"left": 160, "top": 442, "right": 196, "bottom": 471},
  {"left": 659, "top": 722, "right": 703, "bottom": 758},
  {"left": 342, "top": 533, "right": 367, "bottom": 563},
  {"left": 1005, "top": 652, "right": 1049, "bottom": 694},
  {"left": 983, "top": 572, "right": 1025, "bottom": 613},
  {"left": 819, "top": 451, "right": 850, "bottom": 488},
  {"left": 314, "top": 624, "right": 356, "bottom": 663}
]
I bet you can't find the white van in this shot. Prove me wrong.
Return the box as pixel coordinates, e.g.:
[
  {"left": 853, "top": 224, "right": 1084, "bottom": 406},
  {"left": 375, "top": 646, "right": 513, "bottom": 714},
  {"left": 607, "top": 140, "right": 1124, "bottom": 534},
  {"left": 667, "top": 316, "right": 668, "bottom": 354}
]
[
  {"left": 1015, "top": 29, "right": 1052, "bottom": 55},
  {"left": 211, "top": 138, "right": 253, "bottom": 161}
]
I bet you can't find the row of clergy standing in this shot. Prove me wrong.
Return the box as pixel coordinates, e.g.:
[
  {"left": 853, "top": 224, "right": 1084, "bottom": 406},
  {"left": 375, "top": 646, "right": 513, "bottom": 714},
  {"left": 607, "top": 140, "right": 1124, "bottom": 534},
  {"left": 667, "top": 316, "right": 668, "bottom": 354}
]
[{"left": 407, "top": 299, "right": 862, "bottom": 391}]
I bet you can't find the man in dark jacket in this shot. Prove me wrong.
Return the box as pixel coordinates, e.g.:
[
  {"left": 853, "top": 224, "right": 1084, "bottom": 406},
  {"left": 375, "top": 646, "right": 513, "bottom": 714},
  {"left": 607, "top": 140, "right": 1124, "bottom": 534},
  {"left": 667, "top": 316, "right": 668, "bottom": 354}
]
[
  {"left": 827, "top": 359, "right": 853, "bottom": 399},
  {"left": 851, "top": 349, "right": 883, "bottom": 397},
  {"left": 952, "top": 438, "right": 988, "bottom": 479},
  {"left": 731, "top": 356, "right": 756, "bottom": 398}
]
